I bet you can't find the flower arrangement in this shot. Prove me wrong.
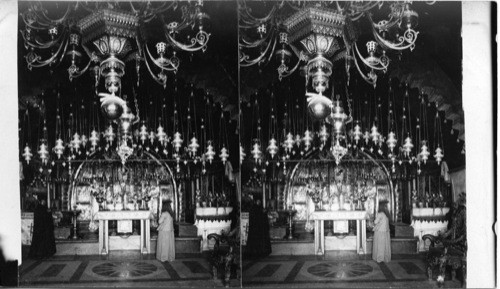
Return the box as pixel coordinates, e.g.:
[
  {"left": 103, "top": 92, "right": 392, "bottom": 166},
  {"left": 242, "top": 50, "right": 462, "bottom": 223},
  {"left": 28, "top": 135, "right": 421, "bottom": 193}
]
[
  {"left": 306, "top": 186, "right": 322, "bottom": 204},
  {"left": 88, "top": 220, "right": 99, "bottom": 232}
]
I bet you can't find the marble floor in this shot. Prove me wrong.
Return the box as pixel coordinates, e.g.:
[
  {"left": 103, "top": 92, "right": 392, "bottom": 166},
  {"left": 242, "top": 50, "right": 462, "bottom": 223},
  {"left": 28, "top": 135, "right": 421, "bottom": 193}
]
[
  {"left": 242, "top": 254, "right": 463, "bottom": 288},
  {"left": 19, "top": 251, "right": 240, "bottom": 288}
]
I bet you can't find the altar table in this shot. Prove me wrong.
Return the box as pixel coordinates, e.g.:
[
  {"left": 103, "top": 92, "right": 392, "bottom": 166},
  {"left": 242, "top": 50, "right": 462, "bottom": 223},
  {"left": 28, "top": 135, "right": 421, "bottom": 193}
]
[
  {"left": 311, "top": 210, "right": 368, "bottom": 255},
  {"left": 96, "top": 210, "right": 152, "bottom": 255}
]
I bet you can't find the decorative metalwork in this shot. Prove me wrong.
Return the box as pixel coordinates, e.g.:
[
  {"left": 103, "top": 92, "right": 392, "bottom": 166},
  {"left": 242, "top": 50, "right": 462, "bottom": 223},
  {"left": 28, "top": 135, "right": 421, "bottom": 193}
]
[
  {"left": 239, "top": 1, "right": 433, "bottom": 93},
  {"left": 20, "top": 1, "right": 211, "bottom": 119}
]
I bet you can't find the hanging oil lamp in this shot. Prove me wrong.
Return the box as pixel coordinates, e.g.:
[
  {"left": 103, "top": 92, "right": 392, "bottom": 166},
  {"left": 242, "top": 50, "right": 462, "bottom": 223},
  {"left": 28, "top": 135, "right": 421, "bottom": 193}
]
[
  {"left": 149, "top": 130, "right": 156, "bottom": 145},
  {"left": 363, "top": 130, "right": 370, "bottom": 145},
  {"left": 403, "top": 136, "right": 414, "bottom": 157},
  {"left": 328, "top": 100, "right": 348, "bottom": 135},
  {"left": 220, "top": 146, "right": 229, "bottom": 164},
  {"left": 81, "top": 134, "right": 88, "bottom": 148},
  {"left": 104, "top": 125, "right": 115, "bottom": 145},
  {"left": 419, "top": 141, "right": 430, "bottom": 164},
  {"left": 319, "top": 124, "right": 329, "bottom": 147},
  {"left": 139, "top": 124, "right": 148, "bottom": 144},
  {"left": 205, "top": 141, "right": 215, "bottom": 163},
  {"left": 54, "top": 138, "right": 65, "bottom": 159},
  {"left": 353, "top": 123, "right": 362, "bottom": 144},
  {"left": 284, "top": 132, "right": 294, "bottom": 153},
  {"left": 434, "top": 146, "right": 444, "bottom": 164},
  {"left": 23, "top": 144, "right": 33, "bottom": 164},
  {"left": 71, "top": 132, "right": 81, "bottom": 151},
  {"left": 90, "top": 129, "right": 99, "bottom": 151},
  {"left": 267, "top": 137, "right": 278, "bottom": 158},
  {"left": 172, "top": 132, "right": 183, "bottom": 153},
  {"left": 188, "top": 136, "right": 199, "bottom": 157},
  {"left": 38, "top": 142, "right": 49, "bottom": 165},
  {"left": 302, "top": 129, "right": 313, "bottom": 151},
  {"left": 251, "top": 141, "right": 262, "bottom": 163},
  {"left": 386, "top": 131, "right": 397, "bottom": 155},
  {"left": 370, "top": 124, "right": 380, "bottom": 143},
  {"left": 156, "top": 125, "right": 167, "bottom": 146},
  {"left": 330, "top": 138, "right": 347, "bottom": 165},
  {"left": 295, "top": 134, "right": 302, "bottom": 146}
]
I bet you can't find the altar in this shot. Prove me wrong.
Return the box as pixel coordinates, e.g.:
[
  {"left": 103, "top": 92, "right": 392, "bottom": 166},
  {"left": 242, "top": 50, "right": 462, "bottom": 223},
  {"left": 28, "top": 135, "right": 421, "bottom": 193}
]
[
  {"left": 96, "top": 210, "right": 152, "bottom": 255},
  {"left": 311, "top": 210, "right": 368, "bottom": 255}
]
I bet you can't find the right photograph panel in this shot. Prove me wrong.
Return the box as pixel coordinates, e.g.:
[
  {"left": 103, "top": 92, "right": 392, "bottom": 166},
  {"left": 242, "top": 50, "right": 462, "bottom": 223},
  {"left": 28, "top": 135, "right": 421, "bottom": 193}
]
[{"left": 239, "top": 1, "right": 465, "bottom": 288}]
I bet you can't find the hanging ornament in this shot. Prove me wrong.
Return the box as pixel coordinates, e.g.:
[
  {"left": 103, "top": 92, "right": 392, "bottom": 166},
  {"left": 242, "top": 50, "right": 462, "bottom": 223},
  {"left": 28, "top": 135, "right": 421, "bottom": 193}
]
[
  {"left": 156, "top": 125, "right": 167, "bottom": 146},
  {"left": 251, "top": 142, "right": 262, "bottom": 163},
  {"left": 117, "top": 139, "right": 133, "bottom": 165},
  {"left": 104, "top": 125, "right": 115, "bottom": 144},
  {"left": 370, "top": 124, "right": 380, "bottom": 143},
  {"left": 220, "top": 146, "right": 229, "bottom": 164},
  {"left": 188, "top": 136, "right": 199, "bottom": 157},
  {"left": 419, "top": 141, "right": 430, "bottom": 164},
  {"left": 38, "top": 143, "right": 49, "bottom": 165},
  {"left": 353, "top": 123, "right": 362, "bottom": 144},
  {"left": 295, "top": 134, "right": 302, "bottom": 146},
  {"left": 386, "top": 131, "right": 397, "bottom": 155},
  {"left": 53, "top": 138, "right": 65, "bottom": 159},
  {"left": 284, "top": 132, "right": 294, "bottom": 153},
  {"left": 139, "top": 124, "right": 148, "bottom": 144},
  {"left": 71, "top": 132, "right": 82, "bottom": 151},
  {"left": 81, "top": 134, "right": 88, "bottom": 148},
  {"left": 403, "top": 136, "right": 414, "bottom": 157},
  {"left": 90, "top": 129, "right": 99, "bottom": 151},
  {"left": 23, "top": 144, "right": 33, "bottom": 164},
  {"left": 363, "top": 130, "right": 370, "bottom": 145},
  {"left": 303, "top": 129, "right": 313, "bottom": 151},
  {"left": 172, "top": 132, "right": 183, "bottom": 153},
  {"left": 149, "top": 130, "right": 156, "bottom": 144},
  {"left": 318, "top": 125, "right": 329, "bottom": 146},
  {"left": 267, "top": 137, "right": 278, "bottom": 158},
  {"left": 434, "top": 146, "right": 444, "bottom": 165},
  {"left": 205, "top": 141, "right": 216, "bottom": 163},
  {"left": 330, "top": 138, "right": 347, "bottom": 165}
]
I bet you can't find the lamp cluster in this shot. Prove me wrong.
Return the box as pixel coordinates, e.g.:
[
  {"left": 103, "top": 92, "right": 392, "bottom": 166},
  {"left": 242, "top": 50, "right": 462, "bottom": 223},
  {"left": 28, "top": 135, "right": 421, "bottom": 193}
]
[{"left": 21, "top": 1, "right": 210, "bottom": 121}]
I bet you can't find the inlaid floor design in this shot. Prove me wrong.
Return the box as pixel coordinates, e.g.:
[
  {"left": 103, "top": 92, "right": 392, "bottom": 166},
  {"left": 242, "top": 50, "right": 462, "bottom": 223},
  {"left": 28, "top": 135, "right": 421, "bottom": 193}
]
[
  {"left": 242, "top": 255, "right": 463, "bottom": 288},
  {"left": 19, "top": 253, "right": 239, "bottom": 287}
]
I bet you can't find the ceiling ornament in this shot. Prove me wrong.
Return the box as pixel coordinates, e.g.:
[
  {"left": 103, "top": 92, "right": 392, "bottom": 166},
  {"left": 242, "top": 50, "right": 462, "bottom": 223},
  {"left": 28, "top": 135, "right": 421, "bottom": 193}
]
[{"left": 21, "top": 1, "right": 210, "bottom": 120}]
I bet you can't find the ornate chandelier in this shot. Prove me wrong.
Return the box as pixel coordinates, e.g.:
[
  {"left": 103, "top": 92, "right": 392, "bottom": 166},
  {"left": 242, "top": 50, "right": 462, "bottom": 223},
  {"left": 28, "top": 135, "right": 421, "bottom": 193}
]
[
  {"left": 21, "top": 1, "right": 210, "bottom": 120},
  {"left": 239, "top": 1, "right": 432, "bottom": 119}
]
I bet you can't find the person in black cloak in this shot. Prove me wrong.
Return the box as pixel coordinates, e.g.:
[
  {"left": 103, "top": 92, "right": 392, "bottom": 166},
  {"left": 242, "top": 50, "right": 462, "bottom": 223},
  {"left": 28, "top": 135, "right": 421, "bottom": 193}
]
[
  {"left": 28, "top": 199, "right": 56, "bottom": 259},
  {"left": 245, "top": 199, "right": 271, "bottom": 259}
]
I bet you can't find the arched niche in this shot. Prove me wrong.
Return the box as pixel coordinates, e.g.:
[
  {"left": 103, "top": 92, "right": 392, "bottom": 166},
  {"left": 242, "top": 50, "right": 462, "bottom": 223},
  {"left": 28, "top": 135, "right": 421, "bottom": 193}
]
[
  {"left": 69, "top": 150, "right": 178, "bottom": 226},
  {"left": 284, "top": 150, "right": 395, "bottom": 229}
]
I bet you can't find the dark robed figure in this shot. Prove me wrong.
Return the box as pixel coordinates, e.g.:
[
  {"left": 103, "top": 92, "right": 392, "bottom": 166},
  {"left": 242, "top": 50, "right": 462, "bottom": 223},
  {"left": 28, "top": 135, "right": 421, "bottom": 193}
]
[
  {"left": 245, "top": 200, "right": 271, "bottom": 259},
  {"left": 29, "top": 200, "right": 56, "bottom": 259}
]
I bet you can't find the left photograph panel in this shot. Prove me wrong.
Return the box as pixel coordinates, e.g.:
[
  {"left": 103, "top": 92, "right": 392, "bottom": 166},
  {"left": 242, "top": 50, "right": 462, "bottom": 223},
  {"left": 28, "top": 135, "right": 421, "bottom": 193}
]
[{"left": 17, "top": 1, "right": 240, "bottom": 287}]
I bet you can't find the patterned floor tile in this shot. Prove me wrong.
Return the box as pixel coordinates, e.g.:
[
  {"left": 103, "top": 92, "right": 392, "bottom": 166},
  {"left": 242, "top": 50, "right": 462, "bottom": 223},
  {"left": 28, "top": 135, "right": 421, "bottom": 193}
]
[
  {"left": 20, "top": 257, "right": 223, "bottom": 286},
  {"left": 21, "top": 261, "right": 82, "bottom": 284},
  {"left": 78, "top": 260, "right": 171, "bottom": 281},
  {"left": 384, "top": 259, "right": 428, "bottom": 280},
  {"left": 243, "top": 257, "right": 435, "bottom": 286},
  {"left": 168, "top": 258, "right": 211, "bottom": 279},
  {"left": 293, "top": 260, "right": 385, "bottom": 282},
  {"left": 243, "top": 261, "right": 298, "bottom": 283}
]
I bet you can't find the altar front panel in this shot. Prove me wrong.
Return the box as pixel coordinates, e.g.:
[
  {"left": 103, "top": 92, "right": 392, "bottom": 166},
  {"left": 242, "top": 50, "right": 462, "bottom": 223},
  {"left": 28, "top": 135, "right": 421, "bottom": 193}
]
[{"left": 96, "top": 210, "right": 152, "bottom": 255}]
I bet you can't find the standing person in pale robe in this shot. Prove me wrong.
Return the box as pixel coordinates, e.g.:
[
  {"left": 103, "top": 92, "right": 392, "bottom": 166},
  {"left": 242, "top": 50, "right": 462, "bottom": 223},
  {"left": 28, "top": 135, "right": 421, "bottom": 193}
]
[
  {"left": 372, "top": 200, "right": 391, "bottom": 263},
  {"left": 156, "top": 200, "right": 175, "bottom": 262}
]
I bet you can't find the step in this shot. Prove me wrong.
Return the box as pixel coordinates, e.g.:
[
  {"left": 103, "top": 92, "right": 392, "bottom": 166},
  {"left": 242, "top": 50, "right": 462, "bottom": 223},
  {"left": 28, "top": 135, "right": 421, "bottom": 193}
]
[
  {"left": 178, "top": 222, "right": 198, "bottom": 237},
  {"left": 269, "top": 236, "right": 418, "bottom": 255},
  {"left": 52, "top": 236, "right": 202, "bottom": 256},
  {"left": 394, "top": 222, "right": 415, "bottom": 237}
]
